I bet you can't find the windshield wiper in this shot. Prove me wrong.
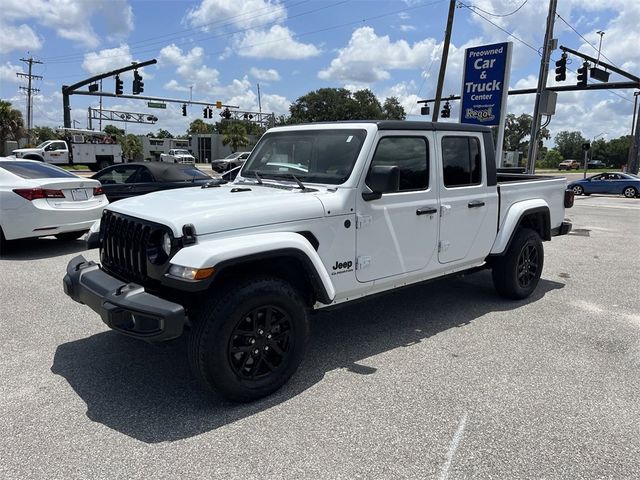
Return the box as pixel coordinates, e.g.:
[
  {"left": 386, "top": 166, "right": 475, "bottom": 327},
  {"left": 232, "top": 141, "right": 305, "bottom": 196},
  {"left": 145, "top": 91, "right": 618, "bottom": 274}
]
[
  {"left": 254, "top": 171, "right": 263, "bottom": 184},
  {"left": 250, "top": 171, "right": 315, "bottom": 192}
]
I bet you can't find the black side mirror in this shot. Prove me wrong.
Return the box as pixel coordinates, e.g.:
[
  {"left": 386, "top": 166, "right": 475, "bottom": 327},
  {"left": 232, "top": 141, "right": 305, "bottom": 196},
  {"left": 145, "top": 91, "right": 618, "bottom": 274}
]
[{"left": 362, "top": 165, "right": 400, "bottom": 201}]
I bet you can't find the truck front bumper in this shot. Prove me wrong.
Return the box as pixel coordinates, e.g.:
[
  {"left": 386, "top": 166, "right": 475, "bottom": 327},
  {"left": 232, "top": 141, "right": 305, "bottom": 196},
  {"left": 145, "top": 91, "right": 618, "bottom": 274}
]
[{"left": 63, "top": 255, "right": 186, "bottom": 342}]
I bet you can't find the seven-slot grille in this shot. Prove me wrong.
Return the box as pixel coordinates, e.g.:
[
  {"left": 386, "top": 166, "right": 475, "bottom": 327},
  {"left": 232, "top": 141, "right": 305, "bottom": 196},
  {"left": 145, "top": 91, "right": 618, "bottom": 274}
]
[{"left": 100, "top": 211, "right": 159, "bottom": 284}]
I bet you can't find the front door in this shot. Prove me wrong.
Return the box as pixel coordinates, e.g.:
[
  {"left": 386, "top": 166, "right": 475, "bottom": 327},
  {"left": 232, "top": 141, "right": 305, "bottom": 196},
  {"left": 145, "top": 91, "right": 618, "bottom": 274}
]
[
  {"left": 44, "top": 141, "right": 69, "bottom": 164},
  {"left": 436, "top": 132, "right": 498, "bottom": 264},
  {"left": 356, "top": 133, "right": 439, "bottom": 283}
]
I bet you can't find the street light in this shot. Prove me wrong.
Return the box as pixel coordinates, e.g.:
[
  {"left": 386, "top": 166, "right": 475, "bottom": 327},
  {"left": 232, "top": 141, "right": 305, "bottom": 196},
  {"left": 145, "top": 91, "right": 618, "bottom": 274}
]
[{"left": 583, "top": 132, "right": 607, "bottom": 178}]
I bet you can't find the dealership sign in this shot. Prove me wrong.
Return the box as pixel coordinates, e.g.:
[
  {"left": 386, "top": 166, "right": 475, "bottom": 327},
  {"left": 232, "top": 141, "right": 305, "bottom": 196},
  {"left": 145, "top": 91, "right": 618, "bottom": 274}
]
[{"left": 460, "top": 42, "right": 512, "bottom": 126}]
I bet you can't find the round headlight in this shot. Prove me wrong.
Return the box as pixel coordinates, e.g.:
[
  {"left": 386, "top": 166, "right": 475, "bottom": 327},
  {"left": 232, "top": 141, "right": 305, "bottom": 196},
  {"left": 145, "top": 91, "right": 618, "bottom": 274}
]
[{"left": 162, "top": 232, "right": 172, "bottom": 256}]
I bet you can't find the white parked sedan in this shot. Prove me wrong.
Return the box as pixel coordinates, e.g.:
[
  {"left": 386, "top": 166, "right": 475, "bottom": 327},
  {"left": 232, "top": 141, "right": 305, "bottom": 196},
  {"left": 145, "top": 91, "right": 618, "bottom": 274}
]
[{"left": 0, "top": 158, "right": 108, "bottom": 247}]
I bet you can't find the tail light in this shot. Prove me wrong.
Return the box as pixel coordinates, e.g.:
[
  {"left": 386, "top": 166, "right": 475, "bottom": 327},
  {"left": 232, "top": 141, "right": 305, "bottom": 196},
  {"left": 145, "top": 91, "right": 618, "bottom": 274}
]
[
  {"left": 13, "top": 188, "right": 65, "bottom": 201},
  {"left": 93, "top": 186, "right": 104, "bottom": 196}
]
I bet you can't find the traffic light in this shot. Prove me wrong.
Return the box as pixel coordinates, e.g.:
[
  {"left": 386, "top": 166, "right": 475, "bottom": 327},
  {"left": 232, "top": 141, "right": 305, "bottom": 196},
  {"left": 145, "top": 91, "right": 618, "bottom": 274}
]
[
  {"left": 220, "top": 107, "right": 232, "bottom": 120},
  {"left": 181, "top": 104, "right": 187, "bottom": 116},
  {"left": 133, "top": 70, "right": 144, "bottom": 95},
  {"left": 577, "top": 61, "right": 589, "bottom": 87},
  {"left": 440, "top": 101, "right": 451, "bottom": 119},
  {"left": 555, "top": 53, "right": 567, "bottom": 82},
  {"left": 203, "top": 107, "right": 208, "bottom": 118},
  {"left": 208, "top": 107, "right": 213, "bottom": 119},
  {"left": 115, "top": 75, "right": 123, "bottom": 95}
]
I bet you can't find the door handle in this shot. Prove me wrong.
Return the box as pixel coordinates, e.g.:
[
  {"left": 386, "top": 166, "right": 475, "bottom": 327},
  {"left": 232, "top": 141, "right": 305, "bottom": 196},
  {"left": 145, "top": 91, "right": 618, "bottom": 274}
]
[
  {"left": 416, "top": 207, "right": 437, "bottom": 215},
  {"left": 468, "top": 200, "right": 485, "bottom": 208}
]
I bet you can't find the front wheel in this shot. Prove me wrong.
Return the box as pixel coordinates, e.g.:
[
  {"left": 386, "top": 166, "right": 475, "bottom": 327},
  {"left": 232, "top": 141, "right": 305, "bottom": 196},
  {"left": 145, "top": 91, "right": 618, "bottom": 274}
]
[
  {"left": 572, "top": 185, "right": 584, "bottom": 195},
  {"left": 492, "top": 228, "right": 544, "bottom": 300},
  {"left": 623, "top": 186, "right": 638, "bottom": 198},
  {"left": 188, "top": 276, "right": 309, "bottom": 402}
]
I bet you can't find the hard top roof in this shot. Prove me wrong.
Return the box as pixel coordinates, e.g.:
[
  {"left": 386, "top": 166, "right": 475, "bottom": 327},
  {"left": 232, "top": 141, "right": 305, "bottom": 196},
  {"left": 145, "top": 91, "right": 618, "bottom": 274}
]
[{"left": 284, "top": 120, "right": 491, "bottom": 133}]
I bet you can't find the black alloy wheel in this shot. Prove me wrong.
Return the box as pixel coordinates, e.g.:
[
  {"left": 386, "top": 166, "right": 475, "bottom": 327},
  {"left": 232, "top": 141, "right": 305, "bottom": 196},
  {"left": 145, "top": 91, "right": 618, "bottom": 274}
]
[
  {"left": 228, "top": 305, "right": 293, "bottom": 380},
  {"left": 516, "top": 243, "right": 539, "bottom": 289}
]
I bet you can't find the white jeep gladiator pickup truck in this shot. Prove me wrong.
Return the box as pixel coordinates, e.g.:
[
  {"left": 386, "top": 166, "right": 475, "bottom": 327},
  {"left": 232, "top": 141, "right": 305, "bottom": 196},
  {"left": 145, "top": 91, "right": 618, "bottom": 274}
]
[
  {"left": 63, "top": 121, "right": 573, "bottom": 402},
  {"left": 160, "top": 149, "right": 196, "bottom": 164}
]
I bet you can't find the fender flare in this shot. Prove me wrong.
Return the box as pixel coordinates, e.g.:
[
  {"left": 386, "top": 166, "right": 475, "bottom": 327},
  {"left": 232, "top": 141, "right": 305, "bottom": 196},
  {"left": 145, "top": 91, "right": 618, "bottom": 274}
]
[
  {"left": 167, "top": 232, "right": 336, "bottom": 304},
  {"left": 490, "top": 200, "right": 550, "bottom": 255}
]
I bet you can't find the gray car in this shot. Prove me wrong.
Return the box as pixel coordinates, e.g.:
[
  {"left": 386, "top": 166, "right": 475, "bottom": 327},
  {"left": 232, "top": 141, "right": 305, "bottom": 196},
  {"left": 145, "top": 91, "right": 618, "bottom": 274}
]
[{"left": 211, "top": 152, "right": 251, "bottom": 173}]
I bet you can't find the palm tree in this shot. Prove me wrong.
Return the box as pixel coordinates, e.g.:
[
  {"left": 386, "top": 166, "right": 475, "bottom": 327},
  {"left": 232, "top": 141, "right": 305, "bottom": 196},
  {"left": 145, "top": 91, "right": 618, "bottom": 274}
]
[
  {"left": 222, "top": 122, "right": 249, "bottom": 152},
  {"left": 0, "top": 101, "right": 25, "bottom": 144}
]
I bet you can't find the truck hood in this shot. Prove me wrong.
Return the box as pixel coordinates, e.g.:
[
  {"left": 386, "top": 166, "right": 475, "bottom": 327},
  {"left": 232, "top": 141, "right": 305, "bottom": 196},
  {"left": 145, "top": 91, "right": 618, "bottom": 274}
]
[
  {"left": 13, "top": 148, "right": 42, "bottom": 155},
  {"left": 106, "top": 182, "right": 327, "bottom": 236}
]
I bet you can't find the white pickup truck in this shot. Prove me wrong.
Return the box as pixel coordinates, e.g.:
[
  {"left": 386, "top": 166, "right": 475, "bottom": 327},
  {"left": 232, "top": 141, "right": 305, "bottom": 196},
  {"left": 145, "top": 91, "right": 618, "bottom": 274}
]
[
  {"left": 63, "top": 121, "right": 573, "bottom": 402},
  {"left": 160, "top": 149, "right": 196, "bottom": 164},
  {"left": 13, "top": 129, "right": 123, "bottom": 172}
]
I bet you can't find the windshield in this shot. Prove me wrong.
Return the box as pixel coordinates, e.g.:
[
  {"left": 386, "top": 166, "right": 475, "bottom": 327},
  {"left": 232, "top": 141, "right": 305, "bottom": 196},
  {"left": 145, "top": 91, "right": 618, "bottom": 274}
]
[
  {"left": 174, "top": 150, "right": 190, "bottom": 155},
  {"left": 242, "top": 129, "right": 367, "bottom": 184},
  {"left": 36, "top": 141, "right": 51, "bottom": 149},
  {"left": 224, "top": 153, "right": 239, "bottom": 159}
]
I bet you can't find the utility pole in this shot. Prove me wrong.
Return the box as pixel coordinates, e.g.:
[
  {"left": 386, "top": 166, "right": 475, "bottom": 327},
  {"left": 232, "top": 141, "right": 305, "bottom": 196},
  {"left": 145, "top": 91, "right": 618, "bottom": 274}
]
[
  {"left": 257, "top": 83, "right": 262, "bottom": 115},
  {"left": 432, "top": 0, "right": 456, "bottom": 122},
  {"left": 99, "top": 79, "right": 103, "bottom": 131},
  {"left": 627, "top": 91, "right": 640, "bottom": 174},
  {"left": 526, "top": 0, "right": 557, "bottom": 173},
  {"left": 16, "top": 56, "right": 43, "bottom": 132}
]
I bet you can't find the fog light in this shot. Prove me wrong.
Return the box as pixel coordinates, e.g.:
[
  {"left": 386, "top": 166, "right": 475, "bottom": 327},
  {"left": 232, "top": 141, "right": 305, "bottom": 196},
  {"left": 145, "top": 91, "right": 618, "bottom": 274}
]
[
  {"left": 162, "top": 232, "right": 172, "bottom": 256},
  {"left": 168, "top": 264, "right": 215, "bottom": 280}
]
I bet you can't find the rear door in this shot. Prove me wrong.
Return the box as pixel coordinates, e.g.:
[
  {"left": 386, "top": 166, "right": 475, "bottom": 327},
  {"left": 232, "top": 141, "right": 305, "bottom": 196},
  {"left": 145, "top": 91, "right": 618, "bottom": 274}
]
[
  {"left": 355, "top": 132, "right": 438, "bottom": 283},
  {"left": 436, "top": 132, "right": 498, "bottom": 264}
]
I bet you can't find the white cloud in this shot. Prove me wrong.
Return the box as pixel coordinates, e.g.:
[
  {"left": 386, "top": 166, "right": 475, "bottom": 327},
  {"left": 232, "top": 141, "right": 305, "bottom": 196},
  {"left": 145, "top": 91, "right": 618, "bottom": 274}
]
[
  {"left": 185, "top": 0, "right": 286, "bottom": 30},
  {"left": 318, "top": 27, "right": 437, "bottom": 84},
  {"left": 82, "top": 45, "right": 134, "bottom": 75},
  {"left": 380, "top": 81, "right": 422, "bottom": 116},
  {"left": 249, "top": 67, "right": 280, "bottom": 81},
  {"left": 0, "top": 62, "right": 25, "bottom": 84},
  {"left": 235, "top": 25, "right": 320, "bottom": 59},
  {"left": 159, "top": 44, "right": 220, "bottom": 93},
  {"left": 399, "top": 25, "right": 416, "bottom": 32},
  {"left": 0, "top": 23, "right": 42, "bottom": 54},
  {"left": 1, "top": 0, "right": 134, "bottom": 48}
]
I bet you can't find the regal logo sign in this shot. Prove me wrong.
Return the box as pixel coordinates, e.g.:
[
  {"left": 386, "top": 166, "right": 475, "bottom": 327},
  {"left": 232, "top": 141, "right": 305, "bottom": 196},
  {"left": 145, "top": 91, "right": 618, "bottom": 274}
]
[{"left": 460, "top": 42, "right": 512, "bottom": 127}]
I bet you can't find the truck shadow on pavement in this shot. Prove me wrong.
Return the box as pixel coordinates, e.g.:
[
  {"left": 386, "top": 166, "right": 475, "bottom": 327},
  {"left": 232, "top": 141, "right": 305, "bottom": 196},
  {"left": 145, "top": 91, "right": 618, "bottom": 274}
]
[
  {"left": 0, "top": 237, "right": 87, "bottom": 260},
  {"left": 51, "top": 271, "right": 564, "bottom": 443}
]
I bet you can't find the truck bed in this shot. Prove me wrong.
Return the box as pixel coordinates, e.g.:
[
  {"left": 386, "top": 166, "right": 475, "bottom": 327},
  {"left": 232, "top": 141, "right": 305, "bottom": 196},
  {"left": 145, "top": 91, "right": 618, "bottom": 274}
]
[{"left": 497, "top": 173, "right": 568, "bottom": 233}]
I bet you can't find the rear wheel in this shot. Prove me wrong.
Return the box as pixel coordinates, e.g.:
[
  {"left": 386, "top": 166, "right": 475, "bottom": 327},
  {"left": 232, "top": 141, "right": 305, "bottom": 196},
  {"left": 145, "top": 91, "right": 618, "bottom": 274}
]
[
  {"left": 189, "top": 276, "right": 309, "bottom": 402},
  {"left": 492, "top": 228, "right": 544, "bottom": 300},
  {"left": 55, "top": 230, "right": 87, "bottom": 241},
  {"left": 623, "top": 186, "right": 638, "bottom": 198}
]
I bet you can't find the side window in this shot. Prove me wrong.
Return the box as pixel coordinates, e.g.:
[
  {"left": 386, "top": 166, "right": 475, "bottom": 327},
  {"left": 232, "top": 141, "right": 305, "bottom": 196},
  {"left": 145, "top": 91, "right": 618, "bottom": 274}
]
[
  {"left": 442, "top": 136, "right": 482, "bottom": 187},
  {"left": 368, "top": 136, "right": 429, "bottom": 192},
  {"left": 136, "top": 167, "right": 154, "bottom": 183},
  {"left": 96, "top": 166, "right": 140, "bottom": 184}
]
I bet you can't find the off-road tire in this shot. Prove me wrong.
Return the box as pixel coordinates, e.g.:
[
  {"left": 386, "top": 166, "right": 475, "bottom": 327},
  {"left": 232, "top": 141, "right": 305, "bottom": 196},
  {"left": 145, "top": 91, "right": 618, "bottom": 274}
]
[
  {"left": 188, "top": 276, "right": 309, "bottom": 402},
  {"left": 492, "top": 228, "right": 544, "bottom": 300}
]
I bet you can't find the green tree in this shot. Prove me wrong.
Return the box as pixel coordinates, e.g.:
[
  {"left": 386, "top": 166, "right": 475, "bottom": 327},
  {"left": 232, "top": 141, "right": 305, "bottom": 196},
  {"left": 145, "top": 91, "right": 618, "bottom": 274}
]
[
  {"left": 503, "top": 113, "right": 549, "bottom": 155},
  {"left": 188, "top": 119, "right": 215, "bottom": 135},
  {"left": 352, "top": 89, "right": 383, "bottom": 119},
  {"left": 156, "top": 129, "right": 174, "bottom": 138},
  {"left": 222, "top": 122, "right": 249, "bottom": 152},
  {"left": 121, "top": 134, "right": 143, "bottom": 161},
  {"left": 382, "top": 96, "right": 406, "bottom": 120},
  {"left": 606, "top": 135, "right": 632, "bottom": 168},
  {"left": 0, "top": 100, "right": 25, "bottom": 143},
  {"left": 554, "top": 130, "right": 587, "bottom": 160},
  {"left": 103, "top": 124, "right": 125, "bottom": 138},
  {"left": 30, "top": 126, "right": 61, "bottom": 144},
  {"left": 289, "top": 88, "right": 356, "bottom": 123},
  {"left": 538, "top": 148, "right": 563, "bottom": 169}
]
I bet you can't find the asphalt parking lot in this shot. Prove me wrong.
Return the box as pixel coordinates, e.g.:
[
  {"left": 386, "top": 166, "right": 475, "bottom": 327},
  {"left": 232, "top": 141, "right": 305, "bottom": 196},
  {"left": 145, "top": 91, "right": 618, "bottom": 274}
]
[{"left": 1, "top": 194, "right": 639, "bottom": 479}]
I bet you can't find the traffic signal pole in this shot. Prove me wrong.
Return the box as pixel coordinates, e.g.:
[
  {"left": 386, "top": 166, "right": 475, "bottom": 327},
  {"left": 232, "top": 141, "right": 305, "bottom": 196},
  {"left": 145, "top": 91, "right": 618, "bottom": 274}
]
[
  {"left": 526, "top": 0, "right": 557, "bottom": 174},
  {"left": 62, "top": 58, "right": 157, "bottom": 128}
]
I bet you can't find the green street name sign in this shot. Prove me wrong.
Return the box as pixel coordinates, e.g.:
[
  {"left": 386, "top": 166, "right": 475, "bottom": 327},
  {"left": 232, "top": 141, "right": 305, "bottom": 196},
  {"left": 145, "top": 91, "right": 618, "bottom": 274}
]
[{"left": 147, "top": 102, "right": 167, "bottom": 109}]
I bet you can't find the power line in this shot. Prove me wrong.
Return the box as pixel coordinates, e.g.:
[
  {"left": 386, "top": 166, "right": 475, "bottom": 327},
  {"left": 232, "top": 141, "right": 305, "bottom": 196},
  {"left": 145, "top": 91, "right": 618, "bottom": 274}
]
[
  {"left": 465, "top": 0, "right": 528, "bottom": 18},
  {"left": 555, "top": 12, "right": 617, "bottom": 67}
]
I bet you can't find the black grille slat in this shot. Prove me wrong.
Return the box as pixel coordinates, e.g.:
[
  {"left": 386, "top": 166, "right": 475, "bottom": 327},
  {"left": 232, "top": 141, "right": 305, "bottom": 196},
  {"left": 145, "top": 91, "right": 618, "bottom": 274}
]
[{"left": 100, "top": 211, "right": 167, "bottom": 284}]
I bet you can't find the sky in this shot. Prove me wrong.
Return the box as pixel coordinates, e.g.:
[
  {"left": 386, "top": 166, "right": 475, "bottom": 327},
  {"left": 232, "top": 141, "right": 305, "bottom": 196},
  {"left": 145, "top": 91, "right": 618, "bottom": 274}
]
[{"left": 1, "top": 0, "right": 639, "bottom": 145}]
